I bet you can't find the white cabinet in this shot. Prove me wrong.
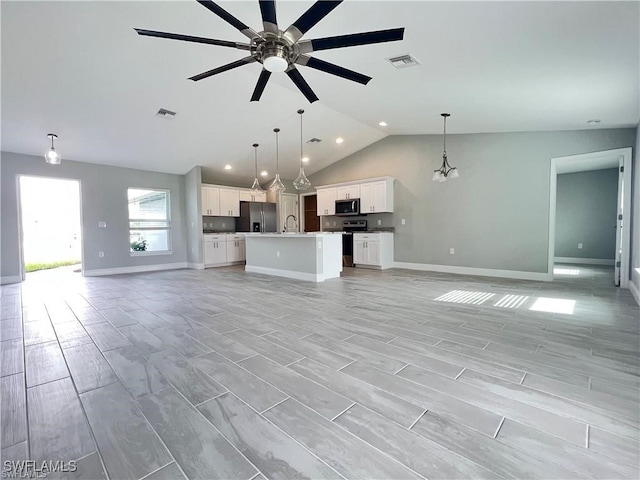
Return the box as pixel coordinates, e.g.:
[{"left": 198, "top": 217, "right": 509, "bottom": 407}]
[
  {"left": 203, "top": 235, "right": 226, "bottom": 265},
  {"left": 225, "top": 234, "right": 246, "bottom": 263},
  {"left": 204, "top": 234, "right": 245, "bottom": 266},
  {"left": 360, "top": 179, "right": 394, "bottom": 214},
  {"left": 317, "top": 187, "right": 336, "bottom": 216},
  {"left": 219, "top": 188, "right": 240, "bottom": 217},
  {"left": 239, "top": 190, "right": 266, "bottom": 202},
  {"left": 353, "top": 232, "right": 394, "bottom": 269},
  {"left": 336, "top": 184, "right": 360, "bottom": 200},
  {"left": 201, "top": 186, "right": 220, "bottom": 216}
]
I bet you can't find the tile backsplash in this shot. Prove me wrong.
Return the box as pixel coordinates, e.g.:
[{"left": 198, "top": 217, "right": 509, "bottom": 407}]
[{"left": 203, "top": 216, "right": 236, "bottom": 232}]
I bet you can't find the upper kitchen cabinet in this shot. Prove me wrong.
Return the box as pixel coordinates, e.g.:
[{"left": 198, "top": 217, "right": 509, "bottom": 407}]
[
  {"left": 360, "top": 178, "right": 394, "bottom": 213},
  {"left": 317, "top": 187, "right": 336, "bottom": 216},
  {"left": 219, "top": 188, "right": 240, "bottom": 217},
  {"left": 201, "top": 185, "right": 220, "bottom": 216},
  {"left": 336, "top": 184, "right": 360, "bottom": 200},
  {"left": 239, "top": 190, "right": 266, "bottom": 203}
]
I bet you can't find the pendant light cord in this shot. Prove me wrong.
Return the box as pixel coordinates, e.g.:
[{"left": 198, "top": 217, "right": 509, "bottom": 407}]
[
  {"left": 253, "top": 143, "right": 259, "bottom": 177},
  {"left": 299, "top": 109, "right": 304, "bottom": 167}
]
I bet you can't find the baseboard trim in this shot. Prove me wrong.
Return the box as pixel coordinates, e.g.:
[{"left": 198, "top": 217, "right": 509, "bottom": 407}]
[
  {"left": 0, "top": 275, "right": 22, "bottom": 285},
  {"left": 554, "top": 257, "right": 615, "bottom": 266},
  {"left": 393, "top": 262, "right": 550, "bottom": 282},
  {"left": 629, "top": 281, "right": 640, "bottom": 306},
  {"left": 245, "top": 265, "right": 338, "bottom": 282},
  {"left": 187, "top": 262, "right": 205, "bottom": 270},
  {"left": 83, "top": 262, "right": 188, "bottom": 277}
]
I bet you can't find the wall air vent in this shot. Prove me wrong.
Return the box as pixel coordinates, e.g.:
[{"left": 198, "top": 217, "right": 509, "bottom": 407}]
[
  {"left": 307, "top": 138, "right": 322, "bottom": 143},
  {"left": 387, "top": 54, "right": 420, "bottom": 69},
  {"left": 156, "top": 108, "right": 177, "bottom": 119}
]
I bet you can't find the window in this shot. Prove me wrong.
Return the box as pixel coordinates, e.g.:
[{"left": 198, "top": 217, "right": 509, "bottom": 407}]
[{"left": 128, "top": 188, "right": 171, "bottom": 254}]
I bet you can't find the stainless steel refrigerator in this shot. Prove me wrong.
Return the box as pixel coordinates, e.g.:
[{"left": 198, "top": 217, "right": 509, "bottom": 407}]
[{"left": 236, "top": 202, "right": 277, "bottom": 233}]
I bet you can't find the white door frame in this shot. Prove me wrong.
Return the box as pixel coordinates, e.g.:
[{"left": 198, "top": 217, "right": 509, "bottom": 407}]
[
  {"left": 548, "top": 147, "right": 632, "bottom": 287},
  {"left": 17, "top": 174, "right": 85, "bottom": 280}
]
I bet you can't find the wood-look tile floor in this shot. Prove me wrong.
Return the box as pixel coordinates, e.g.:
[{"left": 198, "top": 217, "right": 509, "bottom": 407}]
[{"left": 1, "top": 264, "right": 638, "bottom": 479}]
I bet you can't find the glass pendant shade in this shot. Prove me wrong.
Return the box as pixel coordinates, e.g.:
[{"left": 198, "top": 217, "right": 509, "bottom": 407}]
[
  {"left": 45, "top": 134, "right": 61, "bottom": 165},
  {"left": 294, "top": 109, "right": 311, "bottom": 191},
  {"left": 270, "top": 128, "right": 286, "bottom": 193},
  {"left": 250, "top": 143, "right": 265, "bottom": 194},
  {"left": 293, "top": 167, "right": 311, "bottom": 190}
]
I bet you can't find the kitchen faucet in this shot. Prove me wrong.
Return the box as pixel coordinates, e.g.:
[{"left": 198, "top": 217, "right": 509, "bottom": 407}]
[{"left": 284, "top": 214, "right": 297, "bottom": 232}]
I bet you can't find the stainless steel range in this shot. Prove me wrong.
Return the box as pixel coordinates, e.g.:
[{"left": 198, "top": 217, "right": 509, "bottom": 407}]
[{"left": 342, "top": 220, "right": 367, "bottom": 267}]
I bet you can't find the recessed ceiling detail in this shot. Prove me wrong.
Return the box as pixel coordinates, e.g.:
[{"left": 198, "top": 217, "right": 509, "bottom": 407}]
[
  {"left": 155, "top": 108, "right": 177, "bottom": 119},
  {"left": 134, "top": 0, "right": 405, "bottom": 103},
  {"left": 387, "top": 54, "right": 420, "bottom": 69}
]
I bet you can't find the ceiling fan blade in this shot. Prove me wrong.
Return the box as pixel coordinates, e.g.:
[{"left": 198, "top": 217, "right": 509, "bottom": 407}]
[
  {"left": 286, "top": 67, "right": 319, "bottom": 103},
  {"left": 250, "top": 69, "right": 272, "bottom": 102},
  {"left": 134, "top": 29, "right": 250, "bottom": 50},
  {"left": 196, "top": 0, "right": 260, "bottom": 40},
  {"left": 284, "top": 1, "right": 342, "bottom": 42},
  {"left": 299, "top": 28, "right": 405, "bottom": 53},
  {"left": 189, "top": 56, "right": 256, "bottom": 81},
  {"left": 296, "top": 55, "right": 371, "bottom": 85},
  {"left": 259, "top": 0, "right": 278, "bottom": 34}
]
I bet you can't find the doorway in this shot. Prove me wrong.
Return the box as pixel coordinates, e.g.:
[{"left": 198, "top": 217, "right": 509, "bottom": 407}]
[
  {"left": 301, "top": 193, "right": 319, "bottom": 232},
  {"left": 18, "top": 176, "right": 83, "bottom": 280},
  {"left": 548, "top": 148, "right": 632, "bottom": 287}
]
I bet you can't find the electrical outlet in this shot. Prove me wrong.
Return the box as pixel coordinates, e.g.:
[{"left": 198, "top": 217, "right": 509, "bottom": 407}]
[
  {"left": 98, "top": 251, "right": 104, "bottom": 258},
  {"left": 578, "top": 243, "right": 583, "bottom": 249},
  {"left": 449, "top": 248, "right": 455, "bottom": 255},
  {"left": 276, "top": 250, "right": 280, "bottom": 258},
  {"left": 333, "top": 221, "right": 336, "bottom": 226},
  {"left": 401, "top": 219, "right": 406, "bottom": 225},
  {"left": 377, "top": 219, "right": 382, "bottom": 226},
  {"left": 222, "top": 222, "right": 225, "bottom": 228}
]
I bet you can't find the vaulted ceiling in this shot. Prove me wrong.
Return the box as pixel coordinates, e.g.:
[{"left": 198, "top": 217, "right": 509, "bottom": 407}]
[{"left": 2, "top": 1, "right": 638, "bottom": 181}]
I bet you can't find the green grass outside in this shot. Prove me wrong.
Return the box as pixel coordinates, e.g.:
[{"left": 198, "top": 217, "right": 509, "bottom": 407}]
[{"left": 25, "top": 260, "right": 81, "bottom": 273}]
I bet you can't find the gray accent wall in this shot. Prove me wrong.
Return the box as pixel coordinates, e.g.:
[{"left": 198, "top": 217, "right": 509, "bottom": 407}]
[
  {"left": 1, "top": 152, "right": 187, "bottom": 282},
  {"left": 309, "top": 128, "right": 636, "bottom": 274},
  {"left": 555, "top": 169, "right": 618, "bottom": 260}
]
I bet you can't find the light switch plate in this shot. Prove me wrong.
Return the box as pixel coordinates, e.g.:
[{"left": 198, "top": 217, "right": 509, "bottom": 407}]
[
  {"left": 98, "top": 221, "right": 107, "bottom": 228},
  {"left": 578, "top": 243, "right": 583, "bottom": 249},
  {"left": 401, "top": 219, "right": 406, "bottom": 225},
  {"left": 449, "top": 248, "right": 455, "bottom": 255}
]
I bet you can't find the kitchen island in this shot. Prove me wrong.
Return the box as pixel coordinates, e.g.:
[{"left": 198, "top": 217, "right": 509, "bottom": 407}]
[{"left": 244, "top": 233, "right": 342, "bottom": 282}]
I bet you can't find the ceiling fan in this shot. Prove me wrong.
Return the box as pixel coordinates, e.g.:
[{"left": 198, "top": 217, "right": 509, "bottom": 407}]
[{"left": 135, "top": 0, "right": 405, "bottom": 103}]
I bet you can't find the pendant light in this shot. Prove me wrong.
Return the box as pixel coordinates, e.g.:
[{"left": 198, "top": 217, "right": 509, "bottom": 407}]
[
  {"left": 270, "top": 128, "right": 286, "bottom": 192},
  {"left": 250, "top": 143, "right": 264, "bottom": 194},
  {"left": 293, "top": 109, "right": 311, "bottom": 191},
  {"left": 44, "top": 133, "right": 61, "bottom": 165},
  {"left": 432, "top": 113, "right": 459, "bottom": 182}
]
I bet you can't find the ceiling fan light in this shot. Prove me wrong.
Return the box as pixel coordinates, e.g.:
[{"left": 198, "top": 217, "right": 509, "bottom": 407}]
[{"left": 263, "top": 55, "right": 288, "bottom": 73}]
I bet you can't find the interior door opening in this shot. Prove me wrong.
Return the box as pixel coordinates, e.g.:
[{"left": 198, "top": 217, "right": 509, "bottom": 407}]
[
  {"left": 548, "top": 148, "right": 632, "bottom": 288},
  {"left": 18, "top": 176, "right": 83, "bottom": 280}
]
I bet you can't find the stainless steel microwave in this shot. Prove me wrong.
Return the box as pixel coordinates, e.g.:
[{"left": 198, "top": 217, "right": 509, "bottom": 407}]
[{"left": 335, "top": 198, "right": 360, "bottom": 216}]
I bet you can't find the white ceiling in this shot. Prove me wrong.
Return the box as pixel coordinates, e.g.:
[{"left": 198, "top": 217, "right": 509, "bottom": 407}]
[{"left": 2, "top": 1, "right": 638, "bottom": 182}]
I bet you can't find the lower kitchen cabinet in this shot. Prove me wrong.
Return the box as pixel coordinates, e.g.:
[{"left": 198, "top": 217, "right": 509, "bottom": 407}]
[
  {"left": 204, "top": 234, "right": 245, "bottom": 266},
  {"left": 353, "top": 232, "right": 394, "bottom": 269},
  {"left": 225, "top": 235, "right": 246, "bottom": 263}
]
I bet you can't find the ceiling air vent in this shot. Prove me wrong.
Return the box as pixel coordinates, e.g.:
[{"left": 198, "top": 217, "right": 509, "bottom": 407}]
[
  {"left": 307, "top": 137, "right": 322, "bottom": 143},
  {"left": 156, "top": 108, "right": 177, "bottom": 119},
  {"left": 387, "top": 54, "right": 420, "bottom": 69}
]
